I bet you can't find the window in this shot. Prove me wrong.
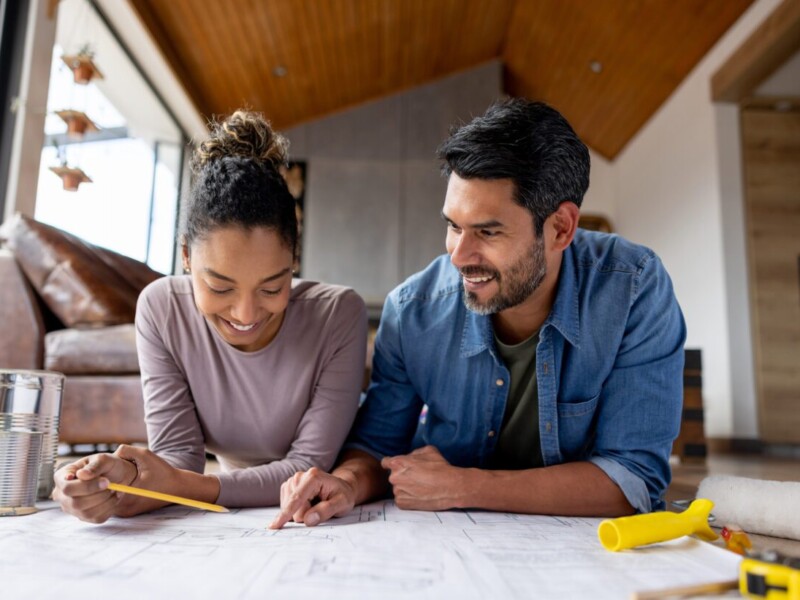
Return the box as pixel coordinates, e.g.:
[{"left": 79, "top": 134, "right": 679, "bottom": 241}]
[{"left": 34, "top": 0, "right": 184, "bottom": 274}]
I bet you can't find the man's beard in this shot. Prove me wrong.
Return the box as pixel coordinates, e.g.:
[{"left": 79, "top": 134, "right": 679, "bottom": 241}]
[{"left": 461, "top": 237, "right": 547, "bottom": 315}]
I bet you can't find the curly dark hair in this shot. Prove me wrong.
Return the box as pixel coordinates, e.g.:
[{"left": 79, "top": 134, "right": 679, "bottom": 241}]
[
  {"left": 437, "top": 98, "right": 590, "bottom": 236},
  {"left": 182, "top": 110, "right": 297, "bottom": 254}
]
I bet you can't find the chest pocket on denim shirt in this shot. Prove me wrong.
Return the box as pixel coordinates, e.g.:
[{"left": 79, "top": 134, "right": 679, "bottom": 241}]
[{"left": 557, "top": 392, "right": 600, "bottom": 459}]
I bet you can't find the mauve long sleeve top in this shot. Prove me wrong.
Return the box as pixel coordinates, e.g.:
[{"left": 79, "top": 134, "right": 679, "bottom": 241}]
[{"left": 134, "top": 276, "right": 367, "bottom": 507}]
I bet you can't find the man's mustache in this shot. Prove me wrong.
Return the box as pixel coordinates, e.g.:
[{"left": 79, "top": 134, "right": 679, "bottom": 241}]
[{"left": 459, "top": 266, "right": 499, "bottom": 279}]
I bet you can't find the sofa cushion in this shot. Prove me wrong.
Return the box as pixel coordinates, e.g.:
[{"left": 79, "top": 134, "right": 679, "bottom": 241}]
[
  {"left": 58, "top": 375, "right": 147, "bottom": 444},
  {"left": 0, "top": 214, "right": 162, "bottom": 328},
  {"left": 45, "top": 324, "right": 139, "bottom": 374}
]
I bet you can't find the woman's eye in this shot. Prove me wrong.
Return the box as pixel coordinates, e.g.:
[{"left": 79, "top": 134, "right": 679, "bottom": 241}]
[
  {"left": 260, "top": 288, "right": 282, "bottom": 297},
  {"left": 209, "top": 287, "right": 232, "bottom": 295}
]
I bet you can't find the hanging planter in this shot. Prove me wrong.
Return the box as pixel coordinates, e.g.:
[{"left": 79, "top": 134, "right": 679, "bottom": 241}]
[
  {"left": 49, "top": 165, "right": 92, "bottom": 192},
  {"left": 55, "top": 110, "right": 99, "bottom": 139},
  {"left": 60, "top": 51, "right": 104, "bottom": 85}
]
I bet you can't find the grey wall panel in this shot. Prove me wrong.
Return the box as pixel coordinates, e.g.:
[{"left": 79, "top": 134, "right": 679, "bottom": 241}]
[
  {"left": 306, "top": 95, "right": 402, "bottom": 161},
  {"left": 405, "top": 61, "right": 503, "bottom": 160},
  {"left": 284, "top": 123, "right": 309, "bottom": 159},
  {"left": 402, "top": 160, "right": 448, "bottom": 279},
  {"left": 303, "top": 158, "right": 401, "bottom": 305},
  {"left": 288, "top": 62, "right": 502, "bottom": 309}
]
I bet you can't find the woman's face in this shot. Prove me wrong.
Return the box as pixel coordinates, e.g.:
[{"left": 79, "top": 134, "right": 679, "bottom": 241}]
[{"left": 184, "top": 225, "right": 294, "bottom": 352}]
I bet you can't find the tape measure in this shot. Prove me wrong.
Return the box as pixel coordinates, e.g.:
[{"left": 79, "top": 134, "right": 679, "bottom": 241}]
[{"left": 740, "top": 550, "right": 800, "bottom": 599}]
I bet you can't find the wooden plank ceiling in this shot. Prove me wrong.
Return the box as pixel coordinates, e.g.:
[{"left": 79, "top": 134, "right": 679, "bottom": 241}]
[{"left": 128, "top": 0, "right": 754, "bottom": 159}]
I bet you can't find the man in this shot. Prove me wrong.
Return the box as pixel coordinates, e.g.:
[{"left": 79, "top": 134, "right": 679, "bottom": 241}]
[{"left": 270, "top": 98, "right": 685, "bottom": 529}]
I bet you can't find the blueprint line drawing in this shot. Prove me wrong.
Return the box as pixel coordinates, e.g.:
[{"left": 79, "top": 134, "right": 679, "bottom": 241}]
[{"left": 0, "top": 501, "right": 740, "bottom": 600}]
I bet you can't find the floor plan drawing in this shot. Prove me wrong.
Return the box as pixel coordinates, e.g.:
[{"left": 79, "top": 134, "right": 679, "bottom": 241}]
[{"left": 0, "top": 500, "right": 740, "bottom": 599}]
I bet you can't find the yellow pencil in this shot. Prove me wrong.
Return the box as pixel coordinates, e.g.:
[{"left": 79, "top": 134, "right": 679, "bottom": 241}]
[
  {"left": 631, "top": 579, "right": 738, "bottom": 600},
  {"left": 108, "top": 483, "right": 229, "bottom": 513}
]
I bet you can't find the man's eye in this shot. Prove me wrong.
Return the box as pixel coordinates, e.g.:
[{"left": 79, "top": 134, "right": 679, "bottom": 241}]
[
  {"left": 447, "top": 223, "right": 461, "bottom": 232},
  {"left": 481, "top": 230, "right": 498, "bottom": 237}
]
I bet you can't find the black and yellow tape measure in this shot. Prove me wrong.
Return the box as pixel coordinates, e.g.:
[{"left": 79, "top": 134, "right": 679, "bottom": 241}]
[{"left": 740, "top": 550, "right": 800, "bottom": 599}]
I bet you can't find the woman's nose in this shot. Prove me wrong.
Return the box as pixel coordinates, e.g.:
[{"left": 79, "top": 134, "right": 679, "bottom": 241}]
[{"left": 230, "top": 296, "right": 258, "bottom": 323}]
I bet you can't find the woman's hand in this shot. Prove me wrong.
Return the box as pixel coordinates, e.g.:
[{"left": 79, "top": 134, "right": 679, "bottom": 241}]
[
  {"left": 111, "top": 445, "right": 186, "bottom": 517},
  {"left": 269, "top": 467, "right": 358, "bottom": 529},
  {"left": 52, "top": 445, "right": 183, "bottom": 523},
  {"left": 52, "top": 449, "right": 138, "bottom": 524}
]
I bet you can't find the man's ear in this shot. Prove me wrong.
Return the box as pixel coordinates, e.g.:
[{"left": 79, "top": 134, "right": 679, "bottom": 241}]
[{"left": 548, "top": 202, "right": 580, "bottom": 251}]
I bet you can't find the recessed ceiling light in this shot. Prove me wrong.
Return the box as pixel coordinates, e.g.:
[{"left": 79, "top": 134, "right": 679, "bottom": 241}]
[
  {"left": 589, "top": 61, "right": 603, "bottom": 74},
  {"left": 272, "top": 65, "right": 288, "bottom": 77}
]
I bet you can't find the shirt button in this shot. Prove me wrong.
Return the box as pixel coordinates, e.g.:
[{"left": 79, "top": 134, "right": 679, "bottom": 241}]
[
  {"left": 495, "top": 379, "right": 504, "bottom": 386},
  {"left": 546, "top": 422, "right": 552, "bottom": 433},
  {"left": 488, "top": 430, "right": 496, "bottom": 437}
]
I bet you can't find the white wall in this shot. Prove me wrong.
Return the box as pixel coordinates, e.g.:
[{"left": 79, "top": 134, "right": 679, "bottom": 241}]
[
  {"left": 612, "top": 0, "right": 784, "bottom": 438},
  {"left": 583, "top": 150, "right": 617, "bottom": 222}
]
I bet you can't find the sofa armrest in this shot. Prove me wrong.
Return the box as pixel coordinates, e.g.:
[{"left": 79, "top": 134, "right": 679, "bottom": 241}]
[{"left": 0, "top": 248, "right": 45, "bottom": 369}]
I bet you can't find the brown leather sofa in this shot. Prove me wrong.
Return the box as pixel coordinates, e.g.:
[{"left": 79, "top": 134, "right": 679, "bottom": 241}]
[{"left": 0, "top": 214, "right": 163, "bottom": 447}]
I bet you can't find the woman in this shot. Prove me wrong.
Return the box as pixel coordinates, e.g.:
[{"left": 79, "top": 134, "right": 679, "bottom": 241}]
[{"left": 53, "top": 111, "right": 367, "bottom": 523}]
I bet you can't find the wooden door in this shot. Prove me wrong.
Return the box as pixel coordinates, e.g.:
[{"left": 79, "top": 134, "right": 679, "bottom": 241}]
[{"left": 741, "top": 104, "right": 800, "bottom": 443}]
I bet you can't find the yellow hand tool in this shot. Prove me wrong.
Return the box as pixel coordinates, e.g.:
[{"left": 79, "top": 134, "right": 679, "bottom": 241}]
[{"left": 598, "top": 498, "right": 718, "bottom": 552}]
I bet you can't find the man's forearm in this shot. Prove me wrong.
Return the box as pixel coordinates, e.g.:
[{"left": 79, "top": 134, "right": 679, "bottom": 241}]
[
  {"left": 332, "top": 449, "right": 390, "bottom": 506},
  {"left": 458, "top": 461, "right": 635, "bottom": 517}
]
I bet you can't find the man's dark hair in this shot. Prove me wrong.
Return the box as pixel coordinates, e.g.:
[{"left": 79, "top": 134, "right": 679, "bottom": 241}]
[
  {"left": 182, "top": 110, "right": 297, "bottom": 254},
  {"left": 437, "top": 98, "right": 590, "bottom": 235}
]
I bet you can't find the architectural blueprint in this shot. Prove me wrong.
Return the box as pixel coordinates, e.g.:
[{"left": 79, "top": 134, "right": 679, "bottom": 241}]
[{"left": 0, "top": 501, "right": 740, "bottom": 599}]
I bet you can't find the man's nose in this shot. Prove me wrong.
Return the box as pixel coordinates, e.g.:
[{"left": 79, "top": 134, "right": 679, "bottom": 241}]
[{"left": 449, "top": 233, "right": 475, "bottom": 268}]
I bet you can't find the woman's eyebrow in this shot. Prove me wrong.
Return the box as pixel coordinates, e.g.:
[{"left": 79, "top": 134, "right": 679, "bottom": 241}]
[
  {"left": 258, "top": 267, "right": 292, "bottom": 284},
  {"left": 203, "top": 267, "right": 291, "bottom": 284}
]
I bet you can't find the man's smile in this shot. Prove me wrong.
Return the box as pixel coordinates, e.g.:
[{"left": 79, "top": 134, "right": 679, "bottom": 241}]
[{"left": 463, "top": 274, "right": 495, "bottom": 283}]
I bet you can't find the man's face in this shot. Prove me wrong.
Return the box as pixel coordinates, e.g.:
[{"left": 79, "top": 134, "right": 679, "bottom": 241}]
[{"left": 443, "top": 174, "right": 547, "bottom": 315}]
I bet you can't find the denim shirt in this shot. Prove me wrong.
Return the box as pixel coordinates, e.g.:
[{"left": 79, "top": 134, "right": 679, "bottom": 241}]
[{"left": 348, "top": 229, "right": 686, "bottom": 512}]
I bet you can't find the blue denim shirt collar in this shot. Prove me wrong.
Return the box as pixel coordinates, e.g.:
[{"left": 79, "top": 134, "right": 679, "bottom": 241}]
[
  {"left": 544, "top": 246, "right": 581, "bottom": 348},
  {"left": 460, "top": 310, "right": 491, "bottom": 358},
  {"left": 460, "top": 244, "right": 581, "bottom": 358}
]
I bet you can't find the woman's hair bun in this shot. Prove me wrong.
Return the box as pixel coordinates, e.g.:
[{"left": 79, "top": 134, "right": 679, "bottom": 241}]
[{"left": 192, "top": 110, "right": 289, "bottom": 172}]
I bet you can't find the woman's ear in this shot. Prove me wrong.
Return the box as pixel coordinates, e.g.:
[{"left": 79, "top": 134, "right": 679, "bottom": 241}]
[{"left": 181, "top": 244, "right": 191, "bottom": 274}]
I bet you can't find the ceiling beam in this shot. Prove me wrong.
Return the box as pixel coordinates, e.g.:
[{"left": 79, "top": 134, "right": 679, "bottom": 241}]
[
  {"left": 740, "top": 95, "right": 800, "bottom": 111},
  {"left": 126, "top": 0, "right": 211, "bottom": 120},
  {"left": 711, "top": 0, "right": 800, "bottom": 102}
]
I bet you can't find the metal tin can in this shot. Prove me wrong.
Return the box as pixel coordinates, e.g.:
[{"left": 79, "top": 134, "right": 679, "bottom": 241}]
[
  {"left": 0, "top": 370, "right": 64, "bottom": 500},
  {"left": 0, "top": 430, "right": 43, "bottom": 515}
]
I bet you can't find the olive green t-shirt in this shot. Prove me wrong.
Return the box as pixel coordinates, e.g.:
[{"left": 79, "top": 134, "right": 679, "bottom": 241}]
[{"left": 486, "top": 331, "right": 544, "bottom": 470}]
